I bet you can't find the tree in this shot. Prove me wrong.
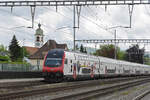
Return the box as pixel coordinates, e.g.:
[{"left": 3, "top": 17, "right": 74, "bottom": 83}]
[
  {"left": 9, "top": 35, "right": 22, "bottom": 62},
  {"left": 0, "top": 55, "right": 10, "bottom": 62},
  {"left": 79, "top": 44, "right": 87, "bottom": 53},
  {"left": 80, "top": 44, "right": 84, "bottom": 53},
  {"left": 75, "top": 44, "right": 79, "bottom": 50},
  {"left": 84, "top": 48, "right": 87, "bottom": 53},
  {"left": 0, "top": 44, "right": 7, "bottom": 52},
  {"left": 94, "top": 44, "right": 125, "bottom": 60},
  {"left": 21, "top": 47, "right": 29, "bottom": 58},
  {"left": 0, "top": 44, "right": 10, "bottom": 62},
  {"left": 0, "top": 44, "right": 9, "bottom": 56},
  {"left": 118, "top": 51, "right": 126, "bottom": 60}
]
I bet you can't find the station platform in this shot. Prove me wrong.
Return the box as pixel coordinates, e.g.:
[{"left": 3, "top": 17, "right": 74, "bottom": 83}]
[{"left": 0, "top": 78, "right": 44, "bottom": 83}]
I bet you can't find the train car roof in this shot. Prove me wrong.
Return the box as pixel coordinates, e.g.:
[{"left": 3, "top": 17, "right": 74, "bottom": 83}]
[{"left": 48, "top": 49, "right": 150, "bottom": 67}]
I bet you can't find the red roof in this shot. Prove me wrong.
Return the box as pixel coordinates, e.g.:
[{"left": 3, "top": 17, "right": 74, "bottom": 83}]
[
  {"left": 29, "top": 40, "right": 68, "bottom": 59},
  {"left": 23, "top": 46, "right": 39, "bottom": 55}
]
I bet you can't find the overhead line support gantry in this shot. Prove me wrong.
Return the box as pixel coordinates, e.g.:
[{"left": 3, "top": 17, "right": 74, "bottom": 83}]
[
  {"left": 0, "top": 0, "right": 150, "bottom": 6},
  {"left": 75, "top": 39, "right": 150, "bottom": 44},
  {"left": 0, "top": 0, "right": 148, "bottom": 51}
]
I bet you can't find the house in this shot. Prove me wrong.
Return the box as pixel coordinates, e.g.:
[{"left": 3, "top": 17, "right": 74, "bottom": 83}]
[
  {"left": 29, "top": 40, "right": 68, "bottom": 68},
  {"left": 23, "top": 24, "right": 68, "bottom": 69},
  {"left": 23, "top": 46, "right": 39, "bottom": 56},
  {"left": 126, "top": 44, "right": 144, "bottom": 64}
]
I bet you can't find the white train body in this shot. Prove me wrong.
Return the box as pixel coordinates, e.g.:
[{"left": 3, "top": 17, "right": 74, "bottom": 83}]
[{"left": 43, "top": 49, "right": 150, "bottom": 81}]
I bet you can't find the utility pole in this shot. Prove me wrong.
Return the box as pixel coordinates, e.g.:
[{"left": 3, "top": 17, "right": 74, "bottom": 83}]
[
  {"left": 95, "top": 44, "right": 97, "bottom": 52},
  {"left": 73, "top": 5, "right": 76, "bottom": 51},
  {"left": 114, "top": 30, "right": 117, "bottom": 59},
  {"left": 30, "top": 6, "right": 36, "bottom": 28},
  {"left": 23, "top": 38, "right": 25, "bottom": 61},
  {"left": 143, "top": 44, "right": 146, "bottom": 64}
]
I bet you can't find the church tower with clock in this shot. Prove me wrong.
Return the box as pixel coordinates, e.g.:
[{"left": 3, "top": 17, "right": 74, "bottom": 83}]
[{"left": 35, "top": 23, "right": 44, "bottom": 48}]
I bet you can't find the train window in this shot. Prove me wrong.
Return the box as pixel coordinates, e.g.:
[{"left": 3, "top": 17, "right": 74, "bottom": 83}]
[
  {"left": 71, "top": 65, "right": 72, "bottom": 72},
  {"left": 65, "top": 59, "right": 68, "bottom": 64}
]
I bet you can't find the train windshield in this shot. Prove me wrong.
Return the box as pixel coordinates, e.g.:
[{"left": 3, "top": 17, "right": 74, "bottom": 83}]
[
  {"left": 45, "top": 58, "right": 62, "bottom": 67},
  {"left": 44, "top": 50, "right": 64, "bottom": 67}
]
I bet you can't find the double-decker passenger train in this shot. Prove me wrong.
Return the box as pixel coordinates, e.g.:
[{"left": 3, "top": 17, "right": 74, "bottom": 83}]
[{"left": 42, "top": 49, "right": 150, "bottom": 82}]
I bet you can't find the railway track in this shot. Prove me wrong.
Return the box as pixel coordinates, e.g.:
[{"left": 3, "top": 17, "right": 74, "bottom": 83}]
[
  {"left": 133, "top": 90, "right": 150, "bottom": 100},
  {"left": 0, "top": 76, "right": 149, "bottom": 100},
  {"left": 52, "top": 77, "right": 150, "bottom": 100}
]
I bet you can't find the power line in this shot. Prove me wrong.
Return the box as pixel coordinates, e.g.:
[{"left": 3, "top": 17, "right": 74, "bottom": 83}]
[
  {"left": 44, "top": 6, "right": 105, "bottom": 40},
  {"left": 0, "top": 8, "right": 55, "bottom": 30},
  {"left": 0, "top": 5, "right": 130, "bottom": 40},
  {"left": 66, "top": 7, "right": 109, "bottom": 32}
]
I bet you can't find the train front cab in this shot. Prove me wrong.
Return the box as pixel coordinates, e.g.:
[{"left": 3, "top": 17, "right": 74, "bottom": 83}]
[{"left": 43, "top": 49, "right": 65, "bottom": 82}]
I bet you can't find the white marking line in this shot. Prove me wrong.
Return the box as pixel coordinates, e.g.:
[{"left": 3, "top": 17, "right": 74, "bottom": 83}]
[{"left": 133, "top": 90, "right": 150, "bottom": 100}]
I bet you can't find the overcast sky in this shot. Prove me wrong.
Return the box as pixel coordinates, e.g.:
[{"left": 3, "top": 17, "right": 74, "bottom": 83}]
[{"left": 0, "top": 0, "right": 150, "bottom": 51}]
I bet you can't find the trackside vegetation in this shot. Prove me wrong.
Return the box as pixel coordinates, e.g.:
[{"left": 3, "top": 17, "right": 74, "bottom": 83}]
[{"left": 0, "top": 35, "right": 29, "bottom": 65}]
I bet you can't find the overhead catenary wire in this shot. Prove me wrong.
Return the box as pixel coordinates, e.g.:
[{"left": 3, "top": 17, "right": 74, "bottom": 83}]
[
  {"left": 44, "top": 6, "right": 105, "bottom": 39},
  {"left": 0, "top": 5, "right": 133, "bottom": 48},
  {"left": 0, "top": 6, "right": 127, "bottom": 39},
  {"left": 0, "top": 8, "right": 55, "bottom": 31},
  {"left": 44, "top": 6, "right": 131, "bottom": 42}
]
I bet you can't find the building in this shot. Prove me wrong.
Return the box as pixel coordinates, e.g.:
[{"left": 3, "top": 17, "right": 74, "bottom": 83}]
[
  {"left": 24, "top": 23, "right": 44, "bottom": 55},
  {"left": 29, "top": 40, "right": 68, "bottom": 68},
  {"left": 23, "top": 46, "right": 39, "bottom": 56},
  {"left": 126, "top": 44, "right": 144, "bottom": 64},
  {"left": 35, "top": 23, "right": 44, "bottom": 48},
  {"left": 24, "top": 24, "right": 68, "bottom": 69}
]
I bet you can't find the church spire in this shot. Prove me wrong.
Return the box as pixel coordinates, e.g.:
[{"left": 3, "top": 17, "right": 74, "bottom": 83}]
[
  {"left": 38, "top": 23, "right": 41, "bottom": 28},
  {"left": 34, "top": 23, "right": 44, "bottom": 48}
]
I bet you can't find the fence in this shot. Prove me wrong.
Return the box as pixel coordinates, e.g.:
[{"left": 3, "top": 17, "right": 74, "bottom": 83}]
[{"left": 0, "top": 64, "right": 42, "bottom": 71}]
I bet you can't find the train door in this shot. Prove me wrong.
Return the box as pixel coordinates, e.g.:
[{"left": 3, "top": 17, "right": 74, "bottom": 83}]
[
  {"left": 98, "top": 59, "right": 101, "bottom": 75},
  {"left": 72, "top": 53, "right": 79, "bottom": 79},
  {"left": 94, "top": 59, "right": 100, "bottom": 76},
  {"left": 99, "top": 57, "right": 105, "bottom": 75},
  {"left": 63, "top": 52, "right": 73, "bottom": 75},
  {"left": 64, "top": 56, "right": 68, "bottom": 75},
  {"left": 119, "top": 64, "right": 123, "bottom": 75},
  {"left": 66, "top": 53, "right": 74, "bottom": 75},
  {"left": 115, "top": 63, "right": 119, "bottom": 75},
  {"left": 100, "top": 62, "right": 105, "bottom": 75}
]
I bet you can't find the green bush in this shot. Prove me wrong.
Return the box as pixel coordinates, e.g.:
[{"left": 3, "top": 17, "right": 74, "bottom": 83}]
[
  {"left": 0, "top": 58, "right": 30, "bottom": 66},
  {"left": 0, "top": 55, "right": 10, "bottom": 61}
]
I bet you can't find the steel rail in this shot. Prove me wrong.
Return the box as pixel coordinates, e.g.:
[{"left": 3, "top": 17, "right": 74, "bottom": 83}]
[{"left": 132, "top": 90, "right": 150, "bottom": 100}]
